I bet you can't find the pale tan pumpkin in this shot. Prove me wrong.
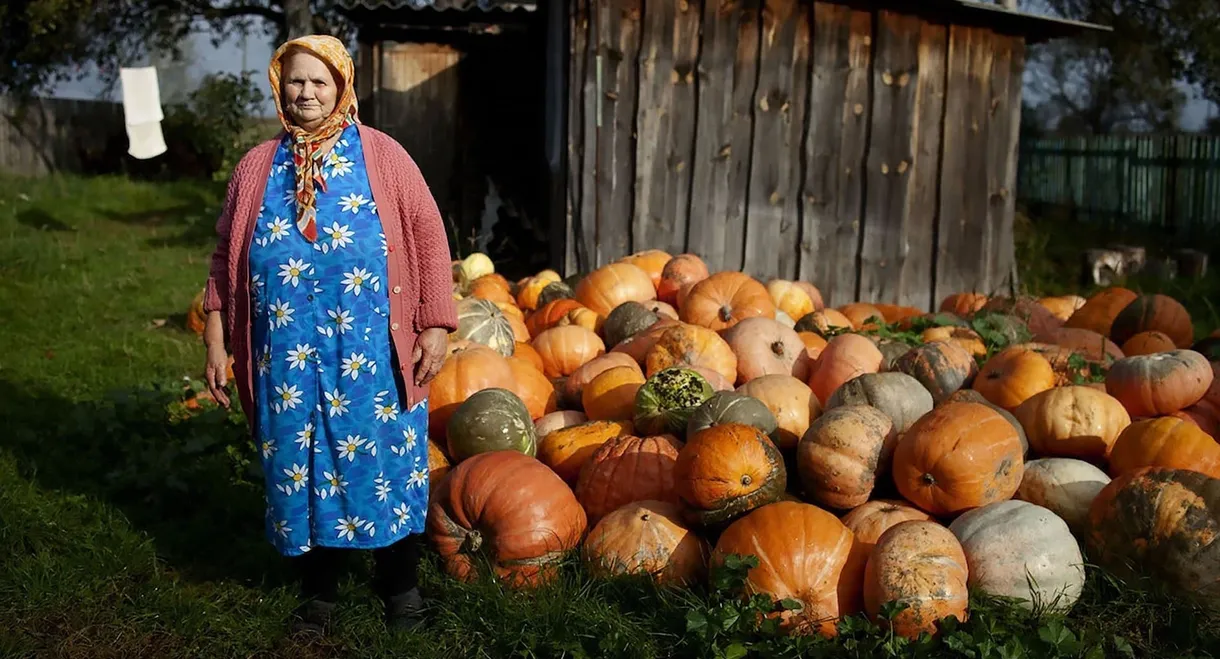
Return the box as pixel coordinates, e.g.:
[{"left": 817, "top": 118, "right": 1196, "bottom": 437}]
[
  {"left": 1013, "top": 386, "right": 1131, "bottom": 462},
  {"left": 721, "top": 316, "right": 812, "bottom": 384},
  {"left": 737, "top": 375, "right": 823, "bottom": 450}
]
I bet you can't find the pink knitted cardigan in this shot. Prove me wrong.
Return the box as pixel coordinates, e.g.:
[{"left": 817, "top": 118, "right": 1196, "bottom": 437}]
[{"left": 203, "top": 124, "right": 458, "bottom": 428}]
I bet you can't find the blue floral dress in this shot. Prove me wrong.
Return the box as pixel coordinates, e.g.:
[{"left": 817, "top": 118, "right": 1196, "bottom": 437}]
[{"left": 249, "top": 124, "right": 429, "bottom": 557}]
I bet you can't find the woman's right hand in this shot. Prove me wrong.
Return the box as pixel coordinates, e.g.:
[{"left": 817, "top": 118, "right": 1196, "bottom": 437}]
[{"left": 203, "top": 310, "right": 232, "bottom": 409}]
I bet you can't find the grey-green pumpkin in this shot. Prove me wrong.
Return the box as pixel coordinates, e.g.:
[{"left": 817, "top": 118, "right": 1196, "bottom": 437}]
[
  {"left": 455, "top": 297, "right": 516, "bottom": 357},
  {"left": 446, "top": 388, "right": 537, "bottom": 461},
  {"left": 686, "top": 391, "right": 779, "bottom": 441}
]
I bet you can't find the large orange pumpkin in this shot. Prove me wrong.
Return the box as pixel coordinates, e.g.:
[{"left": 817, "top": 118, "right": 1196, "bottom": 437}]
[
  {"left": 807, "top": 333, "right": 884, "bottom": 405},
  {"left": 582, "top": 365, "right": 646, "bottom": 421},
  {"left": 1038, "top": 295, "right": 1087, "bottom": 322},
  {"left": 675, "top": 423, "right": 787, "bottom": 527},
  {"left": 680, "top": 272, "right": 776, "bottom": 331},
  {"left": 766, "top": 279, "right": 816, "bottom": 321},
  {"left": 575, "top": 262, "right": 657, "bottom": 317},
  {"left": 840, "top": 499, "right": 932, "bottom": 555},
  {"left": 575, "top": 434, "right": 683, "bottom": 525},
  {"left": 973, "top": 345, "right": 1056, "bottom": 410},
  {"left": 939, "top": 292, "right": 988, "bottom": 316},
  {"left": 1105, "top": 349, "right": 1213, "bottom": 417},
  {"left": 864, "top": 520, "right": 969, "bottom": 639},
  {"left": 427, "top": 451, "right": 587, "bottom": 587},
  {"left": 797, "top": 405, "right": 897, "bottom": 510},
  {"left": 506, "top": 355, "right": 559, "bottom": 420},
  {"left": 1121, "top": 330, "right": 1177, "bottom": 356},
  {"left": 711, "top": 501, "right": 867, "bottom": 636},
  {"left": 1064, "top": 287, "right": 1138, "bottom": 336},
  {"left": 1107, "top": 416, "right": 1220, "bottom": 478},
  {"left": 469, "top": 277, "right": 517, "bottom": 306},
  {"left": 657, "top": 254, "right": 710, "bottom": 306},
  {"left": 1110, "top": 293, "right": 1194, "bottom": 348},
  {"left": 721, "top": 316, "right": 812, "bottom": 384},
  {"left": 892, "top": 402, "right": 1025, "bottom": 516},
  {"left": 1013, "top": 385, "right": 1131, "bottom": 462},
  {"left": 618, "top": 249, "right": 673, "bottom": 290},
  {"left": 581, "top": 499, "right": 708, "bottom": 586},
  {"left": 428, "top": 345, "right": 515, "bottom": 439},
  {"left": 561, "top": 352, "right": 643, "bottom": 409},
  {"left": 531, "top": 325, "right": 606, "bottom": 378},
  {"left": 537, "top": 419, "right": 633, "bottom": 484},
  {"left": 526, "top": 299, "right": 586, "bottom": 338},
  {"left": 644, "top": 323, "right": 738, "bottom": 383}
]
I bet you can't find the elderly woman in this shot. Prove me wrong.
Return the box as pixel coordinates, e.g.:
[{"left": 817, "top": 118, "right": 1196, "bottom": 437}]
[{"left": 200, "top": 35, "right": 456, "bottom": 636}]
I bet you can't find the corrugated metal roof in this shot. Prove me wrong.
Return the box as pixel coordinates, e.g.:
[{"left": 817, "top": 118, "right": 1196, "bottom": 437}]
[
  {"left": 336, "top": 0, "right": 535, "bottom": 11},
  {"left": 925, "top": 0, "right": 1112, "bottom": 42}
]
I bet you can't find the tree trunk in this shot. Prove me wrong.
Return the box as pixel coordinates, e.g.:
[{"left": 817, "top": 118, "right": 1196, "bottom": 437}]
[{"left": 283, "top": 0, "right": 313, "bottom": 38}]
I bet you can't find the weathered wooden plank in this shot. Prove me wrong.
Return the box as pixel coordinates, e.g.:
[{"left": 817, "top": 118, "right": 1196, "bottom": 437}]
[
  {"left": 595, "top": 0, "right": 643, "bottom": 265},
  {"left": 633, "top": 0, "right": 701, "bottom": 256},
  {"left": 799, "top": 3, "right": 872, "bottom": 306},
  {"left": 988, "top": 34, "right": 1024, "bottom": 295},
  {"left": 688, "top": 0, "right": 761, "bottom": 273},
  {"left": 567, "top": 0, "right": 595, "bottom": 274},
  {"left": 743, "top": 0, "right": 810, "bottom": 282},
  {"left": 934, "top": 25, "right": 993, "bottom": 301},
  {"left": 858, "top": 13, "right": 946, "bottom": 310}
]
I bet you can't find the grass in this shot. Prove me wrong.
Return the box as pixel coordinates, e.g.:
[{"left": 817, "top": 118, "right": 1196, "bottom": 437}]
[{"left": 2, "top": 173, "right": 1219, "bottom": 658}]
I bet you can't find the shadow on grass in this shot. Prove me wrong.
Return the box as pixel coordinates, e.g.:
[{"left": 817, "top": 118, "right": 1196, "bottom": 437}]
[
  {"left": 16, "top": 208, "right": 77, "bottom": 233},
  {"left": 0, "top": 378, "right": 294, "bottom": 590}
]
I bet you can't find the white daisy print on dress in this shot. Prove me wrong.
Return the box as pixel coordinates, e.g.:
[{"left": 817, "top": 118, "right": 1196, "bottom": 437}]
[
  {"left": 339, "top": 193, "right": 368, "bottom": 215},
  {"left": 273, "top": 519, "right": 292, "bottom": 538},
  {"left": 273, "top": 383, "right": 303, "bottom": 413},
  {"left": 324, "top": 221, "right": 355, "bottom": 250},
  {"left": 295, "top": 422, "right": 315, "bottom": 451},
  {"left": 260, "top": 438, "right": 277, "bottom": 459},
  {"left": 318, "top": 470, "right": 348, "bottom": 499},
  {"left": 408, "top": 464, "right": 428, "bottom": 490},
  {"left": 324, "top": 389, "right": 350, "bottom": 417},
  {"left": 269, "top": 299, "right": 294, "bottom": 329},
  {"left": 267, "top": 217, "right": 291, "bottom": 242},
  {"left": 341, "top": 352, "right": 376, "bottom": 380},
  {"left": 379, "top": 233, "right": 388, "bottom": 256},
  {"left": 337, "top": 434, "right": 367, "bottom": 461},
  {"left": 280, "top": 463, "right": 309, "bottom": 495},
  {"left": 278, "top": 258, "right": 311, "bottom": 287},
  {"left": 373, "top": 391, "right": 399, "bottom": 422},
  {"left": 410, "top": 399, "right": 427, "bottom": 413},
  {"left": 286, "top": 343, "right": 316, "bottom": 371},
  {"left": 390, "top": 504, "right": 411, "bottom": 535},
  {"left": 341, "top": 267, "right": 379, "bottom": 296},
  {"left": 318, "top": 306, "right": 354, "bottom": 338},
  {"left": 328, "top": 154, "right": 354, "bottom": 178},
  {"left": 256, "top": 346, "right": 272, "bottom": 377},
  {"left": 335, "top": 516, "right": 368, "bottom": 542},
  {"left": 374, "top": 473, "right": 392, "bottom": 502}
]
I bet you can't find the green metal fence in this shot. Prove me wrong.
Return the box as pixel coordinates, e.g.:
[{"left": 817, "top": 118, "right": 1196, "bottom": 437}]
[{"left": 1016, "top": 134, "right": 1220, "bottom": 234}]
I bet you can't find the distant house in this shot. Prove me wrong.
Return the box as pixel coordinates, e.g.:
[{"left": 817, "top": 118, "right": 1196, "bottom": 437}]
[{"left": 338, "top": 0, "right": 1108, "bottom": 308}]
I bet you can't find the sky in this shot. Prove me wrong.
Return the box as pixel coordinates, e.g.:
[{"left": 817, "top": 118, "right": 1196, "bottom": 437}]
[{"left": 49, "top": 15, "right": 1218, "bottom": 130}]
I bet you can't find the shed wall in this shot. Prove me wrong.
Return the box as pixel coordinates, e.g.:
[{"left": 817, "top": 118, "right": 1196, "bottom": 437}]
[{"left": 565, "top": 0, "right": 1025, "bottom": 310}]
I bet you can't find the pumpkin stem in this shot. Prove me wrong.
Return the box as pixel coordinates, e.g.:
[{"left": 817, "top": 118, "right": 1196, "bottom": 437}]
[
  {"left": 719, "top": 306, "right": 733, "bottom": 323},
  {"left": 921, "top": 473, "right": 936, "bottom": 485},
  {"left": 770, "top": 340, "right": 785, "bottom": 356},
  {"left": 461, "top": 529, "right": 484, "bottom": 554},
  {"left": 640, "top": 512, "right": 651, "bottom": 522},
  {"left": 740, "top": 474, "right": 753, "bottom": 486}
]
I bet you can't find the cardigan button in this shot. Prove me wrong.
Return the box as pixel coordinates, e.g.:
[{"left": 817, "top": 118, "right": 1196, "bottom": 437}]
[
  {"left": 391, "top": 322, "right": 400, "bottom": 330},
  {"left": 388, "top": 245, "right": 395, "bottom": 252},
  {"left": 392, "top": 285, "right": 402, "bottom": 294}
]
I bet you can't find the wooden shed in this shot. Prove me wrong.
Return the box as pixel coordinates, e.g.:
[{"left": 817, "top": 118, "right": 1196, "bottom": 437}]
[{"left": 340, "top": 0, "right": 1107, "bottom": 307}]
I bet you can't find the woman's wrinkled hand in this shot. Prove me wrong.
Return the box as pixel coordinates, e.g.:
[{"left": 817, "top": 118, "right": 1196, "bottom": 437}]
[
  {"left": 413, "top": 327, "right": 448, "bottom": 386},
  {"left": 204, "top": 343, "right": 232, "bottom": 409}
]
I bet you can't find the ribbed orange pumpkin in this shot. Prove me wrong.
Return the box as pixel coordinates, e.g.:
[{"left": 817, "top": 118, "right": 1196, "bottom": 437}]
[
  {"left": 428, "top": 345, "right": 515, "bottom": 439},
  {"left": 711, "top": 501, "right": 867, "bottom": 636},
  {"left": 864, "top": 520, "right": 969, "bottom": 639},
  {"left": 939, "top": 292, "right": 988, "bottom": 316},
  {"left": 1110, "top": 294, "right": 1194, "bottom": 348},
  {"left": 575, "top": 434, "right": 683, "bottom": 526},
  {"left": 619, "top": 249, "right": 673, "bottom": 290},
  {"left": 427, "top": 451, "right": 587, "bottom": 588},
  {"left": 506, "top": 355, "right": 559, "bottom": 420},
  {"left": 736, "top": 374, "right": 823, "bottom": 450},
  {"left": 1108, "top": 417, "right": 1220, "bottom": 478},
  {"left": 531, "top": 325, "right": 606, "bottom": 378},
  {"left": 644, "top": 323, "right": 738, "bottom": 383},
  {"left": 807, "top": 333, "right": 884, "bottom": 405},
  {"left": 557, "top": 306, "right": 603, "bottom": 334},
  {"left": 469, "top": 277, "right": 517, "bottom": 306},
  {"left": 537, "top": 419, "right": 633, "bottom": 484},
  {"left": 892, "top": 402, "right": 1024, "bottom": 516},
  {"left": 973, "top": 345, "right": 1056, "bottom": 410},
  {"left": 583, "top": 365, "right": 646, "bottom": 421},
  {"left": 1121, "top": 330, "right": 1177, "bottom": 356},
  {"left": 575, "top": 262, "right": 657, "bottom": 317},
  {"left": 1064, "top": 287, "right": 1138, "bottom": 336},
  {"left": 680, "top": 272, "right": 776, "bottom": 331},
  {"left": 581, "top": 499, "right": 708, "bottom": 586},
  {"left": 657, "top": 254, "right": 709, "bottom": 306},
  {"left": 526, "top": 299, "right": 585, "bottom": 337},
  {"left": 841, "top": 499, "right": 932, "bottom": 555},
  {"left": 675, "top": 423, "right": 788, "bottom": 527}
]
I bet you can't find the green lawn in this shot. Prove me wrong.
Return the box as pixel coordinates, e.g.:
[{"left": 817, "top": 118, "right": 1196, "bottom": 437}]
[{"left": 1, "top": 174, "right": 1218, "bottom": 659}]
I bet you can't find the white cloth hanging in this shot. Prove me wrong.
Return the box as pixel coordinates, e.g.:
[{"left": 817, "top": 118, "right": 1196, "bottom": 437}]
[{"left": 119, "top": 66, "right": 167, "bottom": 159}]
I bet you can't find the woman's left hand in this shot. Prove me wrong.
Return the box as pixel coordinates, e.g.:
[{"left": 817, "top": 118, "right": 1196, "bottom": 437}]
[{"left": 413, "top": 327, "right": 449, "bottom": 386}]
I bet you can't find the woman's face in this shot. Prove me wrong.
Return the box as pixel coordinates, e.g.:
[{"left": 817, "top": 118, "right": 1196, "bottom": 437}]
[{"left": 280, "top": 50, "right": 339, "bottom": 131}]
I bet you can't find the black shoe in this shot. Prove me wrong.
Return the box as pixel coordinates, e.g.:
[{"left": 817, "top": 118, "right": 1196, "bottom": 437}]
[
  {"left": 383, "top": 587, "right": 424, "bottom": 633},
  {"left": 290, "top": 599, "right": 337, "bottom": 637}
]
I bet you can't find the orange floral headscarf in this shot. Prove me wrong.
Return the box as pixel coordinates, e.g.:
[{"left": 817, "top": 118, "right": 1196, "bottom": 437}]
[{"left": 268, "top": 35, "right": 360, "bottom": 243}]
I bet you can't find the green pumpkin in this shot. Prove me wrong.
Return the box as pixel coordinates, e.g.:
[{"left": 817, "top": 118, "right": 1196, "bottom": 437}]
[
  {"left": 537, "top": 281, "right": 575, "bottom": 307},
  {"left": 455, "top": 297, "right": 516, "bottom": 357},
  {"left": 602, "top": 301, "right": 659, "bottom": 347},
  {"left": 445, "top": 388, "right": 537, "bottom": 461},
  {"left": 634, "top": 367, "right": 714, "bottom": 436},
  {"left": 685, "top": 391, "right": 778, "bottom": 441}
]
